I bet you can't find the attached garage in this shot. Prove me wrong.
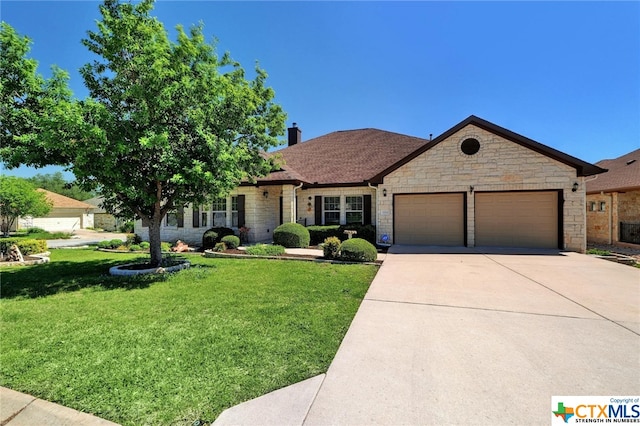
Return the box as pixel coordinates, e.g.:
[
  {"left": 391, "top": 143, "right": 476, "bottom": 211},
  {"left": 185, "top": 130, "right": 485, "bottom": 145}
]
[
  {"left": 394, "top": 193, "right": 465, "bottom": 245},
  {"left": 475, "top": 191, "right": 560, "bottom": 249}
]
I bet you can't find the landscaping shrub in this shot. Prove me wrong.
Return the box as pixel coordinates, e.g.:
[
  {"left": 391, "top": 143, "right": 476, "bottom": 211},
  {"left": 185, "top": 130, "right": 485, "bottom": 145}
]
[
  {"left": 339, "top": 238, "right": 377, "bottom": 262},
  {"left": 25, "top": 227, "right": 47, "bottom": 234},
  {"left": 126, "top": 234, "right": 142, "bottom": 246},
  {"left": 307, "top": 225, "right": 341, "bottom": 245},
  {"left": 140, "top": 241, "right": 150, "bottom": 249},
  {"left": 273, "top": 223, "right": 310, "bottom": 248},
  {"left": 221, "top": 235, "right": 240, "bottom": 249},
  {"left": 245, "top": 244, "right": 286, "bottom": 256},
  {"left": 323, "top": 236, "right": 341, "bottom": 259},
  {"left": 161, "top": 242, "right": 172, "bottom": 252},
  {"left": 129, "top": 244, "right": 142, "bottom": 252},
  {"left": 0, "top": 238, "right": 47, "bottom": 255},
  {"left": 202, "top": 227, "right": 235, "bottom": 250},
  {"left": 109, "top": 239, "right": 124, "bottom": 249},
  {"left": 213, "top": 242, "right": 227, "bottom": 252},
  {"left": 119, "top": 221, "right": 134, "bottom": 233},
  {"left": 97, "top": 240, "right": 111, "bottom": 249}
]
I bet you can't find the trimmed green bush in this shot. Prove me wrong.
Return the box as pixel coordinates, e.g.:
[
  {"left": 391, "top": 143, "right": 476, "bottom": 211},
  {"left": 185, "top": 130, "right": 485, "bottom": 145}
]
[
  {"left": 202, "top": 227, "right": 235, "bottom": 250},
  {"left": 140, "top": 241, "right": 150, "bottom": 249},
  {"left": 0, "top": 238, "right": 47, "bottom": 256},
  {"left": 97, "top": 240, "right": 111, "bottom": 249},
  {"left": 109, "top": 239, "right": 124, "bottom": 249},
  {"left": 129, "top": 244, "right": 142, "bottom": 252},
  {"left": 273, "top": 223, "right": 310, "bottom": 248},
  {"left": 161, "top": 242, "right": 172, "bottom": 252},
  {"left": 245, "top": 244, "right": 286, "bottom": 256},
  {"left": 221, "top": 235, "right": 240, "bottom": 249},
  {"left": 323, "top": 236, "right": 341, "bottom": 259},
  {"left": 307, "top": 225, "right": 341, "bottom": 245},
  {"left": 339, "top": 238, "right": 377, "bottom": 262},
  {"left": 213, "top": 242, "right": 227, "bottom": 252}
]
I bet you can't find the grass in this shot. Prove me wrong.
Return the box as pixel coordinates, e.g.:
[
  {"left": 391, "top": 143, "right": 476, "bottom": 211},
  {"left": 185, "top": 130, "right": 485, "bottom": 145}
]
[
  {"left": 586, "top": 248, "right": 612, "bottom": 256},
  {"left": 0, "top": 249, "right": 378, "bottom": 425}
]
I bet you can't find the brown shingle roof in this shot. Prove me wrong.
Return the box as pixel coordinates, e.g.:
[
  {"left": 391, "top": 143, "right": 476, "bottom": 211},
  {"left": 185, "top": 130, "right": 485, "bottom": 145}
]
[
  {"left": 259, "top": 128, "right": 430, "bottom": 186},
  {"left": 586, "top": 148, "right": 640, "bottom": 193},
  {"left": 37, "top": 189, "right": 94, "bottom": 209}
]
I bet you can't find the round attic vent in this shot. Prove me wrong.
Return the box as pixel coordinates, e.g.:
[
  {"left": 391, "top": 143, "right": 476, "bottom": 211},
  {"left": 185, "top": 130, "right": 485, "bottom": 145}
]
[{"left": 461, "top": 138, "right": 480, "bottom": 155}]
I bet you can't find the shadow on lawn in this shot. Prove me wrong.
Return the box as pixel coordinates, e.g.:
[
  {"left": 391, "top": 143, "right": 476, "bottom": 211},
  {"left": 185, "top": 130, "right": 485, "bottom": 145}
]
[{"left": 1, "top": 257, "right": 216, "bottom": 299}]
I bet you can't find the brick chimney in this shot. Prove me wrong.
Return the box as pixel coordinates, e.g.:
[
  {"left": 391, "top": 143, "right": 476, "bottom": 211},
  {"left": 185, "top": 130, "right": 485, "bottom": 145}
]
[{"left": 288, "top": 123, "right": 301, "bottom": 146}]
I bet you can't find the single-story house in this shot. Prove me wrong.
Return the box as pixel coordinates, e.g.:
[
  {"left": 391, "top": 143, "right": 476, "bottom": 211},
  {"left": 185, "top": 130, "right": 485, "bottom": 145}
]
[
  {"left": 85, "top": 195, "right": 128, "bottom": 232},
  {"left": 586, "top": 148, "right": 640, "bottom": 246},
  {"left": 18, "top": 189, "right": 94, "bottom": 232},
  {"left": 135, "top": 115, "right": 606, "bottom": 252}
]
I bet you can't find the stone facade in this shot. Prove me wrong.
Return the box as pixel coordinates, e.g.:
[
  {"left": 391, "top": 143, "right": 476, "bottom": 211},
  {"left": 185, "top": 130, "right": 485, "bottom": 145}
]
[
  {"left": 586, "top": 190, "right": 640, "bottom": 244},
  {"left": 377, "top": 124, "right": 586, "bottom": 252}
]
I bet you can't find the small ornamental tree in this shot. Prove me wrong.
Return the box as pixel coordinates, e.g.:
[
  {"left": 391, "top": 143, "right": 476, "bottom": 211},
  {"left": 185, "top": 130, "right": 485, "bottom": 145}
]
[
  {"left": 0, "top": 176, "right": 52, "bottom": 236},
  {"left": 0, "top": 0, "right": 286, "bottom": 266}
]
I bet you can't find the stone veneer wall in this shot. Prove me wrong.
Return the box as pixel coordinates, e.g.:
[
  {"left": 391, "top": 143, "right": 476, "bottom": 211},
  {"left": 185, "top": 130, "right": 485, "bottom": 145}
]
[
  {"left": 377, "top": 124, "right": 586, "bottom": 252},
  {"left": 587, "top": 190, "right": 640, "bottom": 245}
]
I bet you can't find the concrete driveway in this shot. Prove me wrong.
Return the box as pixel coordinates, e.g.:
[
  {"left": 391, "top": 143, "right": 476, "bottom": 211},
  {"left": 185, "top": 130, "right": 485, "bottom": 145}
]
[
  {"left": 46, "top": 229, "right": 130, "bottom": 248},
  {"left": 216, "top": 246, "right": 640, "bottom": 425}
]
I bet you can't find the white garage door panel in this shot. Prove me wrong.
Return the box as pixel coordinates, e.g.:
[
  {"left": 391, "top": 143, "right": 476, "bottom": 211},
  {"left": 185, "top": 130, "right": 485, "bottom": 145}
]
[
  {"left": 475, "top": 192, "right": 558, "bottom": 249},
  {"left": 395, "top": 194, "right": 464, "bottom": 246},
  {"left": 31, "top": 217, "right": 81, "bottom": 232}
]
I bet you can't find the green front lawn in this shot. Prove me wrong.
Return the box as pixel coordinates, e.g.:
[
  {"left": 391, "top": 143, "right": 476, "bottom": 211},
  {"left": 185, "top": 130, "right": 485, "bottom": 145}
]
[{"left": 0, "top": 249, "right": 378, "bottom": 425}]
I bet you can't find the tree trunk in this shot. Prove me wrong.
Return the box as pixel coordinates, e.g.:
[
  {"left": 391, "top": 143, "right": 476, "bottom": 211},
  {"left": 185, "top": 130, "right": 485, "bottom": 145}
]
[{"left": 148, "top": 217, "right": 163, "bottom": 267}]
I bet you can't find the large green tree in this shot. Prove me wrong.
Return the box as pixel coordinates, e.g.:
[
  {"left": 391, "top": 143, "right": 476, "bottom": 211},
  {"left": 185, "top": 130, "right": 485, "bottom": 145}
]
[
  {"left": 0, "top": 176, "right": 52, "bottom": 237},
  {"left": 0, "top": 0, "right": 286, "bottom": 266}
]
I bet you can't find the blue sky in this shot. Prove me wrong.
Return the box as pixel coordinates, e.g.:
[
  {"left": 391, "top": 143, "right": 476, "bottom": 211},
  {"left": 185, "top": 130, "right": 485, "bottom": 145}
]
[{"left": 2, "top": 1, "right": 639, "bottom": 180}]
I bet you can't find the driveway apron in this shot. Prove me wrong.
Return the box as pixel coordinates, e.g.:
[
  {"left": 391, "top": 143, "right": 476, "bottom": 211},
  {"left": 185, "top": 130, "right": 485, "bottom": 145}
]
[{"left": 303, "top": 246, "right": 640, "bottom": 425}]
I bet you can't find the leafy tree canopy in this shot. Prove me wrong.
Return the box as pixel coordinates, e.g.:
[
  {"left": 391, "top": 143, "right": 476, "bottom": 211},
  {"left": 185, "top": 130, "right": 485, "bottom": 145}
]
[
  {"left": 0, "top": 0, "right": 286, "bottom": 265},
  {"left": 26, "top": 172, "right": 96, "bottom": 201},
  {"left": 0, "top": 176, "right": 52, "bottom": 236}
]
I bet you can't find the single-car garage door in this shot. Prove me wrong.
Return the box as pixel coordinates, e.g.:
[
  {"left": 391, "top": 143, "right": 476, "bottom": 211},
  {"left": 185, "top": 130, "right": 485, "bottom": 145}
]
[
  {"left": 475, "top": 191, "right": 559, "bottom": 249},
  {"left": 395, "top": 193, "right": 464, "bottom": 245}
]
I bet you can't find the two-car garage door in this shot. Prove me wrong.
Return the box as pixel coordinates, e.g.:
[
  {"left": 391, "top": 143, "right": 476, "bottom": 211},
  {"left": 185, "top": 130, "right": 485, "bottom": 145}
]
[{"left": 394, "top": 191, "right": 559, "bottom": 249}]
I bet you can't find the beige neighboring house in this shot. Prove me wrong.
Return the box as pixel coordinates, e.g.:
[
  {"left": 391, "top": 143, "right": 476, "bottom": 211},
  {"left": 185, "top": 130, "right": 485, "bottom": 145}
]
[
  {"left": 586, "top": 148, "right": 640, "bottom": 246},
  {"left": 135, "top": 115, "right": 606, "bottom": 252},
  {"left": 18, "top": 189, "right": 94, "bottom": 232},
  {"left": 85, "top": 195, "right": 127, "bottom": 231}
]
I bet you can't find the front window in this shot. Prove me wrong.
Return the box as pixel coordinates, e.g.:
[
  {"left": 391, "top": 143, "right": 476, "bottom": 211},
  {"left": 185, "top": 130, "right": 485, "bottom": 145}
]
[
  {"left": 212, "top": 198, "right": 227, "bottom": 227},
  {"left": 231, "top": 196, "right": 239, "bottom": 227},
  {"left": 599, "top": 201, "right": 606, "bottom": 212},
  {"left": 324, "top": 196, "right": 340, "bottom": 225},
  {"left": 345, "top": 196, "right": 363, "bottom": 224},
  {"left": 588, "top": 201, "right": 596, "bottom": 212},
  {"left": 165, "top": 210, "right": 178, "bottom": 227},
  {"left": 200, "top": 205, "right": 210, "bottom": 228}
]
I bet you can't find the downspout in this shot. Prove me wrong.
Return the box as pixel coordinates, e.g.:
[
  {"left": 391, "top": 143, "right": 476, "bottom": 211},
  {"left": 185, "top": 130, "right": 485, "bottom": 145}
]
[
  {"left": 292, "top": 183, "right": 303, "bottom": 223},
  {"left": 367, "top": 182, "right": 379, "bottom": 242}
]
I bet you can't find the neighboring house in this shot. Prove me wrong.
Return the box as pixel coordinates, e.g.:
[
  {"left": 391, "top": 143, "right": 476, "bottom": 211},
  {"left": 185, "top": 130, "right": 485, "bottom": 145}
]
[
  {"left": 18, "top": 189, "right": 94, "bottom": 232},
  {"left": 135, "top": 115, "right": 605, "bottom": 252},
  {"left": 586, "top": 149, "right": 640, "bottom": 246},
  {"left": 85, "top": 195, "right": 128, "bottom": 231}
]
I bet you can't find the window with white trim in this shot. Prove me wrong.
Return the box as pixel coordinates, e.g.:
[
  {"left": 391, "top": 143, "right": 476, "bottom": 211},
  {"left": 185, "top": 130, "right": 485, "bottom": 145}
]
[
  {"left": 231, "top": 196, "right": 239, "bottom": 227},
  {"left": 599, "top": 201, "right": 606, "bottom": 212},
  {"left": 323, "top": 196, "right": 340, "bottom": 225},
  {"left": 345, "top": 195, "right": 363, "bottom": 224},
  {"left": 165, "top": 210, "right": 178, "bottom": 227},
  {"left": 212, "top": 198, "right": 227, "bottom": 227},
  {"left": 200, "top": 205, "right": 210, "bottom": 228},
  {"left": 588, "top": 201, "right": 596, "bottom": 212}
]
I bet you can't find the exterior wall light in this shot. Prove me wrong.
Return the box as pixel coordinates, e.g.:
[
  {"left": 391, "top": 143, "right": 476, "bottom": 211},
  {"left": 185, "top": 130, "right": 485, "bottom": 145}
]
[
  {"left": 572, "top": 182, "right": 579, "bottom": 192},
  {"left": 263, "top": 191, "right": 269, "bottom": 198},
  {"left": 382, "top": 188, "right": 387, "bottom": 197}
]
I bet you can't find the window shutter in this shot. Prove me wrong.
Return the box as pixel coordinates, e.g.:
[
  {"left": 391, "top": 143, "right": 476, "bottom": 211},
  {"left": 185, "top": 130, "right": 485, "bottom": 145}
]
[
  {"left": 314, "top": 196, "right": 322, "bottom": 225},
  {"left": 363, "top": 194, "right": 372, "bottom": 225},
  {"left": 237, "top": 195, "right": 245, "bottom": 227},
  {"left": 177, "top": 206, "right": 184, "bottom": 228},
  {"left": 192, "top": 205, "right": 200, "bottom": 228}
]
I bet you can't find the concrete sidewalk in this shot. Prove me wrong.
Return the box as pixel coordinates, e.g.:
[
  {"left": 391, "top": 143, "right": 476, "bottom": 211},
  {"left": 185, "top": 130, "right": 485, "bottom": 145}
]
[
  {"left": 214, "top": 246, "right": 640, "bottom": 425},
  {"left": 0, "top": 387, "right": 119, "bottom": 425}
]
